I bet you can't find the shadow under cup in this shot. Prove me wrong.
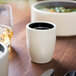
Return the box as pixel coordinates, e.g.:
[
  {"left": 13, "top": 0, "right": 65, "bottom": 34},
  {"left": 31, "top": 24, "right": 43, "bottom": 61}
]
[{"left": 26, "top": 22, "right": 56, "bottom": 64}]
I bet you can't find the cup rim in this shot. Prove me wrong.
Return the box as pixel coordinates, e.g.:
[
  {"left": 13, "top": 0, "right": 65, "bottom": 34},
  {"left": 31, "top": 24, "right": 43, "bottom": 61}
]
[
  {"left": 0, "top": 42, "right": 8, "bottom": 61},
  {"left": 26, "top": 21, "right": 56, "bottom": 31}
]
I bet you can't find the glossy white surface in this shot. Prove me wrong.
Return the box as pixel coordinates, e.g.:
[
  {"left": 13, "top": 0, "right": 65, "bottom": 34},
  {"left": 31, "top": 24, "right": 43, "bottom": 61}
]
[{"left": 26, "top": 21, "right": 56, "bottom": 63}]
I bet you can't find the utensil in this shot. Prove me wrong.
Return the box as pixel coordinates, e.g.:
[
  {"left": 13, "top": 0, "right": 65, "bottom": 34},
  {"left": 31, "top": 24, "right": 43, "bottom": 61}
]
[
  {"left": 40, "top": 69, "right": 54, "bottom": 76},
  {"left": 64, "top": 71, "right": 76, "bottom": 76}
]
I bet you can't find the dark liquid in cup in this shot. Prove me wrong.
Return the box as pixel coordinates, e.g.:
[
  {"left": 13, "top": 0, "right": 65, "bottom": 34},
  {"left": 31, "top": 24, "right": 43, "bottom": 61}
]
[{"left": 29, "top": 22, "right": 54, "bottom": 30}]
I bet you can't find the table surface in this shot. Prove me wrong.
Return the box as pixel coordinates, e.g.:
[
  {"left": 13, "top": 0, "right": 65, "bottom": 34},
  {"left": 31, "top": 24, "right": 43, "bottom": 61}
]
[{"left": 8, "top": 1, "right": 76, "bottom": 76}]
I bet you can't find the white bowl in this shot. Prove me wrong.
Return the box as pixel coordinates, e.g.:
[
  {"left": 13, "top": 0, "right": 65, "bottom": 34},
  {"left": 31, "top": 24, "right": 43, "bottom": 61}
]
[{"left": 31, "top": 1, "right": 76, "bottom": 36}]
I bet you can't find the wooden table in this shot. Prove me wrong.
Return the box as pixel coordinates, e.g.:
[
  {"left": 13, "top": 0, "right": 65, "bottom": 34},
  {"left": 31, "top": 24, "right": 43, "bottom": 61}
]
[{"left": 8, "top": 1, "right": 76, "bottom": 76}]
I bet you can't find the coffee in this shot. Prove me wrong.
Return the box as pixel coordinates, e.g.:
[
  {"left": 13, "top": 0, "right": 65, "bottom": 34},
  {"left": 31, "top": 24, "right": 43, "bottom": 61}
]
[{"left": 29, "top": 22, "right": 54, "bottom": 30}]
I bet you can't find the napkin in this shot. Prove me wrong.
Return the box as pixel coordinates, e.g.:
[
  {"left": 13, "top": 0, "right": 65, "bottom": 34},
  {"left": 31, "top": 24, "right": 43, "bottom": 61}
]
[{"left": 64, "top": 71, "right": 76, "bottom": 76}]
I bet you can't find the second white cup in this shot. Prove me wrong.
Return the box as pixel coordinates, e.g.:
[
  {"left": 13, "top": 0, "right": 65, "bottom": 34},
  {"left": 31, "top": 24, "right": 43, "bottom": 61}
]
[
  {"left": 26, "top": 21, "right": 56, "bottom": 64},
  {"left": 0, "top": 42, "right": 9, "bottom": 76}
]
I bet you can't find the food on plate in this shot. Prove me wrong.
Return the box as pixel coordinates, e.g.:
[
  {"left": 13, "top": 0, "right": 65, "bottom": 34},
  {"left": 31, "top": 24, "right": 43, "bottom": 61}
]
[{"left": 38, "top": 6, "right": 76, "bottom": 13}]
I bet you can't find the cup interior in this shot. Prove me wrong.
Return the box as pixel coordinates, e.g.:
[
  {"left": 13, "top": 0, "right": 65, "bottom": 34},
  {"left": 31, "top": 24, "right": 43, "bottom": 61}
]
[
  {"left": 0, "top": 44, "right": 4, "bottom": 53},
  {"left": 29, "top": 22, "right": 54, "bottom": 30}
]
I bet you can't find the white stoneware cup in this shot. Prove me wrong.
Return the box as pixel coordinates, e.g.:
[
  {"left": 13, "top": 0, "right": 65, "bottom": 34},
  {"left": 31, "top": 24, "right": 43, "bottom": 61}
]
[
  {"left": 26, "top": 21, "right": 56, "bottom": 64},
  {"left": 0, "top": 42, "right": 9, "bottom": 76}
]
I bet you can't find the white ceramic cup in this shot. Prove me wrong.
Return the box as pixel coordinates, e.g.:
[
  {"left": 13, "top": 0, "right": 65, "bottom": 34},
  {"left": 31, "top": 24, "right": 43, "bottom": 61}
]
[
  {"left": 26, "top": 21, "right": 56, "bottom": 64},
  {"left": 0, "top": 42, "right": 9, "bottom": 76}
]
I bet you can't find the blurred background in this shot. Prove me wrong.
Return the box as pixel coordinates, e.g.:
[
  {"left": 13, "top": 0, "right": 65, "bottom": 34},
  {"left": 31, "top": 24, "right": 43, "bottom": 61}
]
[
  {"left": 0, "top": 0, "right": 40, "bottom": 25},
  {"left": 0, "top": 0, "right": 75, "bottom": 25}
]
